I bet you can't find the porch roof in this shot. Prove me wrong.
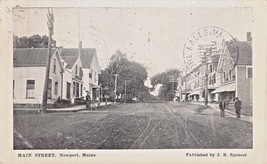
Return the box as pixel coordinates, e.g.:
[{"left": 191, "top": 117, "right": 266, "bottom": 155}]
[
  {"left": 189, "top": 90, "right": 200, "bottom": 96},
  {"left": 211, "top": 83, "right": 235, "bottom": 94},
  {"left": 92, "top": 84, "right": 100, "bottom": 89}
]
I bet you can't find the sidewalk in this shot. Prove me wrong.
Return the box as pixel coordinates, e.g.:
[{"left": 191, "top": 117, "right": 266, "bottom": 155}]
[
  {"left": 14, "top": 102, "right": 114, "bottom": 113},
  {"left": 47, "top": 102, "right": 113, "bottom": 112},
  {"left": 190, "top": 102, "right": 252, "bottom": 123}
]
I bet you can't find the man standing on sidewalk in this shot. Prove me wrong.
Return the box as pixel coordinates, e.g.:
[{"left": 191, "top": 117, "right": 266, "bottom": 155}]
[
  {"left": 234, "top": 97, "right": 242, "bottom": 118},
  {"left": 219, "top": 99, "right": 226, "bottom": 117}
]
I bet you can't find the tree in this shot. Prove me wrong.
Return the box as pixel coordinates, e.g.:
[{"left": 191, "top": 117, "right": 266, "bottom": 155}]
[
  {"left": 99, "top": 69, "right": 115, "bottom": 98},
  {"left": 99, "top": 50, "right": 149, "bottom": 102},
  {"left": 13, "top": 34, "right": 57, "bottom": 48},
  {"left": 107, "top": 50, "right": 128, "bottom": 75},
  {"left": 150, "top": 68, "right": 181, "bottom": 100}
]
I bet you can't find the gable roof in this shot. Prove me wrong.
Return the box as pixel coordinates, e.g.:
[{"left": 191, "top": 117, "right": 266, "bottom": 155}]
[
  {"left": 13, "top": 48, "right": 57, "bottom": 67},
  {"left": 14, "top": 48, "right": 98, "bottom": 70},
  {"left": 80, "top": 48, "right": 96, "bottom": 68},
  {"left": 60, "top": 49, "right": 79, "bottom": 69},
  {"left": 226, "top": 41, "right": 252, "bottom": 65}
]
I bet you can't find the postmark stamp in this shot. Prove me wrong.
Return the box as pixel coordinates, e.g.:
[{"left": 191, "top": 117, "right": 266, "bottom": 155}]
[{"left": 183, "top": 26, "right": 238, "bottom": 79}]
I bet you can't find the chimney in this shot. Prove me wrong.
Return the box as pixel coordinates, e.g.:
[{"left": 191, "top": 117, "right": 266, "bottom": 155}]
[
  {"left": 247, "top": 32, "right": 252, "bottom": 42},
  {"left": 78, "top": 41, "right": 82, "bottom": 57}
]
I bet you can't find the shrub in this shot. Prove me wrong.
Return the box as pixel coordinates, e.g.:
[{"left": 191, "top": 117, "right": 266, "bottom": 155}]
[
  {"left": 53, "top": 99, "right": 71, "bottom": 108},
  {"left": 74, "top": 97, "right": 86, "bottom": 105}
]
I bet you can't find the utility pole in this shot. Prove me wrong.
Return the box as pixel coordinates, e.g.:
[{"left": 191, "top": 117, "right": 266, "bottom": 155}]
[
  {"left": 113, "top": 74, "right": 119, "bottom": 102},
  {"left": 169, "top": 75, "right": 176, "bottom": 101},
  {"left": 198, "top": 43, "right": 216, "bottom": 107},
  {"left": 99, "top": 84, "right": 102, "bottom": 101},
  {"left": 204, "top": 54, "right": 208, "bottom": 106},
  {"left": 172, "top": 77, "right": 174, "bottom": 101},
  {"left": 184, "top": 67, "right": 187, "bottom": 103},
  {"left": 124, "top": 80, "right": 127, "bottom": 103},
  {"left": 42, "top": 8, "right": 54, "bottom": 113}
]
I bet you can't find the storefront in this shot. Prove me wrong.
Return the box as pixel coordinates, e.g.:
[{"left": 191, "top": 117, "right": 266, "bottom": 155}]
[
  {"left": 211, "top": 82, "right": 236, "bottom": 101},
  {"left": 92, "top": 85, "right": 100, "bottom": 100},
  {"left": 189, "top": 90, "right": 200, "bottom": 102}
]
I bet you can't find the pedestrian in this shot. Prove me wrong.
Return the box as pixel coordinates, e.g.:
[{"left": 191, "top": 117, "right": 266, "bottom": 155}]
[
  {"left": 219, "top": 98, "right": 226, "bottom": 117},
  {"left": 86, "top": 92, "right": 91, "bottom": 110},
  {"left": 234, "top": 97, "right": 242, "bottom": 118}
]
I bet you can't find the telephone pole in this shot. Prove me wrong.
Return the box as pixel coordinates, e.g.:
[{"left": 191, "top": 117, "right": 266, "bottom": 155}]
[
  {"left": 169, "top": 75, "right": 176, "bottom": 101},
  {"left": 113, "top": 74, "right": 119, "bottom": 102},
  {"left": 184, "top": 67, "right": 187, "bottom": 103},
  {"left": 198, "top": 43, "right": 216, "bottom": 107},
  {"left": 42, "top": 8, "right": 54, "bottom": 113},
  {"left": 204, "top": 54, "right": 208, "bottom": 106}
]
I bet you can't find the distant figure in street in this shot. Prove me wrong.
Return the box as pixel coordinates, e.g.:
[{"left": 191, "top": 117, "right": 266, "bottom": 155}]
[
  {"left": 219, "top": 99, "right": 226, "bottom": 117},
  {"left": 86, "top": 92, "right": 91, "bottom": 110},
  {"left": 234, "top": 97, "right": 242, "bottom": 118}
]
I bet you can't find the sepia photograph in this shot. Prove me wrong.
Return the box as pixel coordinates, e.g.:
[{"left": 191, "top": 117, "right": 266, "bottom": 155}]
[{"left": 12, "top": 7, "right": 254, "bottom": 150}]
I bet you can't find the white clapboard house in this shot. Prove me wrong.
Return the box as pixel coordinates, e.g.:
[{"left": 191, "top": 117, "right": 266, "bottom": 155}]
[{"left": 13, "top": 43, "right": 100, "bottom": 107}]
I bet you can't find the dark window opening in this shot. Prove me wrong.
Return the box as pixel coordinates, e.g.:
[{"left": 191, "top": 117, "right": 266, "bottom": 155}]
[
  {"left": 47, "top": 79, "right": 52, "bottom": 99},
  {"left": 55, "top": 82, "right": 58, "bottom": 95},
  {"left": 26, "top": 80, "right": 35, "bottom": 98},
  {"left": 247, "top": 67, "right": 252, "bottom": 78}
]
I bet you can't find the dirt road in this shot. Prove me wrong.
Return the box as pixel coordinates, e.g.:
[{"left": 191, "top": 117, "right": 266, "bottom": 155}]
[{"left": 14, "top": 102, "right": 252, "bottom": 149}]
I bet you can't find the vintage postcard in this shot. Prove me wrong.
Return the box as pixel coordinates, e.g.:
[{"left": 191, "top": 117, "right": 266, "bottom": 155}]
[{"left": 0, "top": 0, "right": 266, "bottom": 164}]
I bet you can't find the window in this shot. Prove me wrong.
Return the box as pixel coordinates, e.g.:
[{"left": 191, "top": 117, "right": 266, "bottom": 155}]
[
  {"left": 89, "top": 71, "right": 92, "bottom": 78},
  {"left": 81, "top": 84, "right": 83, "bottom": 96},
  {"left": 213, "top": 74, "right": 216, "bottom": 84},
  {"left": 47, "top": 79, "right": 52, "bottom": 99},
  {"left": 52, "top": 58, "right": 56, "bottom": 73},
  {"left": 26, "top": 80, "right": 35, "bottom": 98},
  {"left": 76, "top": 83, "right": 79, "bottom": 97},
  {"left": 67, "top": 82, "right": 71, "bottom": 99},
  {"left": 75, "top": 65, "right": 78, "bottom": 75},
  {"left": 209, "top": 65, "right": 213, "bottom": 73},
  {"left": 79, "top": 67, "right": 83, "bottom": 77},
  {"left": 232, "top": 69, "right": 236, "bottom": 80},
  {"left": 202, "top": 90, "right": 205, "bottom": 98},
  {"left": 223, "top": 72, "right": 226, "bottom": 82},
  {"left": 95, "top": 72, "right": 97, "bottom": 82},
  {"left": 228, "top": 69, "right": 232, "bottom": 81},
  {"left": 73, "top": 82, "right": 76, "bottom": 95},
  {"left": 246, "top": 67, "right": 253, "bottom": 79},
  {"left": 55, "top": 82, "right": 58, "bottom": 95}
]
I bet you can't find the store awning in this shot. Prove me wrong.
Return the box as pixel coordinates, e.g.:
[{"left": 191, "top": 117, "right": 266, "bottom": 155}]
[
  {"left": 92, "top": 84, "right": 101, "bottom": 89},
  {"left": 181, "top": 91, "right": 191, "bottom": 94},
  {"left": 211, "top": 83, "right": 236, "bottom": 94},
  {"left": 208, "top": 86, "right": 217, "bottom": 90},
  {"left": 189, "top": 90, "right": 200, "bottom": 96}
]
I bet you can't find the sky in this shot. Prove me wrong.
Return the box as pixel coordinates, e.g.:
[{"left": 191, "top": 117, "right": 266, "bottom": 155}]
[{"left": 13, "top": 7, "right": 253, "bottom": 88}]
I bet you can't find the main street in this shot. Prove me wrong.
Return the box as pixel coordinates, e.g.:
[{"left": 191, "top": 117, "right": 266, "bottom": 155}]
[{"left": 14, "top": 102, "right": 252, "bottom": 149}]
